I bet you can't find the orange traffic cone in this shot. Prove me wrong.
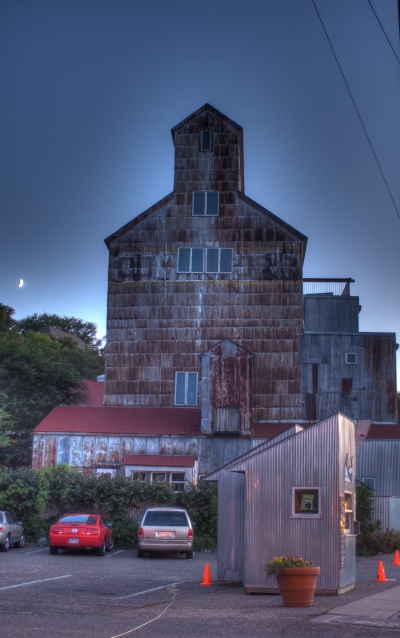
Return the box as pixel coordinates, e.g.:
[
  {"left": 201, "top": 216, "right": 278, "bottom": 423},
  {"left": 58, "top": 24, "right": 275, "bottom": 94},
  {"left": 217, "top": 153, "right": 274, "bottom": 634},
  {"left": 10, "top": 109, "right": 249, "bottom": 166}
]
[
  {"left": 393, "top": 550, "right": 400, "bottom": 566},
  {"left": 376, "top": 560, "right": 388, "bottom": 582},
  {"left": 200, "top": 562, "right": 213, "bottom": 586}
]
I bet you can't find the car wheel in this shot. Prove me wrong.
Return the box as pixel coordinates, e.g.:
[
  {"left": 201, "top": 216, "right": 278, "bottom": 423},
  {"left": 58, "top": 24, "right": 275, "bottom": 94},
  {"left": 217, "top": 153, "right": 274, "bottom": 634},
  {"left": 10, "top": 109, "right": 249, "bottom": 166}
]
[
  {"left": 0, "top": 535, "right": 10, "bottom": 552},
  {"left": 15, "top": 533, "right": 26, "bottom": 548},
  {"left": 137, "top": 549, "right": 145, "bottom": 558},
  {"left": 96, "top": 540, "right": 106, "bottom": 556},
  {"left": 106, "top": 537, "right": 115, "bottom": 552},
  {"left": 186, "top": 550, "right": 193, "bottom": 559},
  {"left": 49, "top": 545, "right": 59, "bottom": 554}
]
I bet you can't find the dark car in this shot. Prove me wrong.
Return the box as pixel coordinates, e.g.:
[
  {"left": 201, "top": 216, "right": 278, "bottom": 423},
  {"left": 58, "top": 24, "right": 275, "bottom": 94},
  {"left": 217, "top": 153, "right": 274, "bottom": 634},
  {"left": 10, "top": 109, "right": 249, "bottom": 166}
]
[
  {"left": 137, "top": 507, "right": 194, "bottom": 558},
  {"left": 49, "top": 513, "right": 114, "bottom": 555},
  {"left": 0, "top": 511, "right": 26, "bottom": 552}
]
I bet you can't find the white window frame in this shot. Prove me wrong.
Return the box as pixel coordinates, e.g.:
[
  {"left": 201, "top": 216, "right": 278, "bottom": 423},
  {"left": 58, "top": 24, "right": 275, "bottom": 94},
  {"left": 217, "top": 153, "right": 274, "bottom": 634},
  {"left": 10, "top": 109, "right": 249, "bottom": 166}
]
[
  {"left": 175, "top": 371, "right": 198, "bottom": 405},
  {"left": 177, "top": 248, "right": 232, "bottom": 273},
  {"left": 192, "top": 191, "right": 219, "bottom": 216},
  {"left": 291, "top": 487, "right": 321, "bottom": 518}
]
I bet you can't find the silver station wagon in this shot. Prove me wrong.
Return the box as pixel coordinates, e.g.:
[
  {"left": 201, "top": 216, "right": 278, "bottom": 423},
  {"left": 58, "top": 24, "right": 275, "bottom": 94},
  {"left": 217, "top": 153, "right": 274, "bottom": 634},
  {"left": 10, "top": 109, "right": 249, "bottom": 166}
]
[{"left": 137, "top": 507, "right": 194, "bottom": 559}]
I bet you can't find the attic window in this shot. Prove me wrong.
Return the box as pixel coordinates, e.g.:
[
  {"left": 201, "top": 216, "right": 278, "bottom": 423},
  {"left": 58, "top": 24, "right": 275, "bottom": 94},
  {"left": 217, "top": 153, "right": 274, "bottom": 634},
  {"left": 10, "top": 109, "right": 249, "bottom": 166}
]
[
  {"left": 193, "top": 191, "right": 219, "bottom": 216},
  {"left": 345, "top": 352, "right": 357, "bottom": 364},
  {"left": 200, "top": 130, "right": 212, "bottom": 151}
]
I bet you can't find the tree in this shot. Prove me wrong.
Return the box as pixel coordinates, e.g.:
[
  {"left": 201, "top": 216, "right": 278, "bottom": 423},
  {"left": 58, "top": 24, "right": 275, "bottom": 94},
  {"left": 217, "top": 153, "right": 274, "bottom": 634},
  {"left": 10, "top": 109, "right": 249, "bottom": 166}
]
[
  {"left": 17, "top": 312, "right": 103, "bottom": 351},
  {"left": 0, "top": 304, "right": 16, "bottom": 332},
  {"left": 0, "top": 330, "right": 86, "bottom": 467}
]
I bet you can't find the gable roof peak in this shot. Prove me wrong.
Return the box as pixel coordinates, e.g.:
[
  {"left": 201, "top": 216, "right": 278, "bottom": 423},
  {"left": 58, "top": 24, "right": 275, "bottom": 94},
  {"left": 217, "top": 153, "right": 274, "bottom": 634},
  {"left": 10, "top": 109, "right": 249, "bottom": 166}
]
[{"left": 171, "top": 103, "right": 242, "bottom": 137}]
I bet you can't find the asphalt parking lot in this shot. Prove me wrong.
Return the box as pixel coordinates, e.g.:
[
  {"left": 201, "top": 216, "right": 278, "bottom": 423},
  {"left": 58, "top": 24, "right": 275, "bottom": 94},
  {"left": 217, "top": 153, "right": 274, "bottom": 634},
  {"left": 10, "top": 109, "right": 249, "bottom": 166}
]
[{"left": 1, "top": 545, "right": 400, "bottom": 638}]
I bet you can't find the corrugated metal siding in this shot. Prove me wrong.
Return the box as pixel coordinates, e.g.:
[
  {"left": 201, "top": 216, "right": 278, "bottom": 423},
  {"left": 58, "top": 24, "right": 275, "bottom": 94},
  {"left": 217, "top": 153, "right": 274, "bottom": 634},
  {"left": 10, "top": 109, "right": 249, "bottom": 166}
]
[
  {"left": 358, "top": 440, "right": 400, "bottom": 497},
  {"left": 229, "top": 414, "right": 357, "bottom": 594}
]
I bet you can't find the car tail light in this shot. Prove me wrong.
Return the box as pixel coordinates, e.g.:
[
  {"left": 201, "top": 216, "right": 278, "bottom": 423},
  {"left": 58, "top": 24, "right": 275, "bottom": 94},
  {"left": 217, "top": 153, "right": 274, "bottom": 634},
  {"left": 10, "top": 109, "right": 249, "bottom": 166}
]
[
  {"left": 0, "top": 525, "right": 3, "bottom": 531},
  {"left": 51, "top": 526, "right": 62, "bottom": 534},
  {"left": 86, "top": 528, "right": 99, "bottom": 536},
  {"left": 188, "top": 529, "right": 193, "bottom": 540},
  {"left": 138, "top": 527, "right": 144, "bottom": 538}
]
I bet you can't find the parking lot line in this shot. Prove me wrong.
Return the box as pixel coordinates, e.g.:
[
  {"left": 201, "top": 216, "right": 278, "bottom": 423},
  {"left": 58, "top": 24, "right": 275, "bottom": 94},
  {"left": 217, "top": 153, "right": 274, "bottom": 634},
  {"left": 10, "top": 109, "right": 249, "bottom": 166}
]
[
  {"left": 0, "top": 574, "right": 72, "bottom": 591},
  {"left": 116, "top": 581, "right": 183, "bottom": 600}
]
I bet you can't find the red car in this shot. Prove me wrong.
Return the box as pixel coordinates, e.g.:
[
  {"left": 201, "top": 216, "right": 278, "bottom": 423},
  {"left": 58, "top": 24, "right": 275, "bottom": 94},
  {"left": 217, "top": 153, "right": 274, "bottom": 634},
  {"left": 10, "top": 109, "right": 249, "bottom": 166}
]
[{"left": 49, "top": 513, "right": 114, "bottom": 555}]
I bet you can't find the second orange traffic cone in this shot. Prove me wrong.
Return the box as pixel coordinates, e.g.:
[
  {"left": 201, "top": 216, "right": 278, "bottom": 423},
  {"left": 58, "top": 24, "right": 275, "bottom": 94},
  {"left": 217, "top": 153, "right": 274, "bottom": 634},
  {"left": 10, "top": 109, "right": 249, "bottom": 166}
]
[
  {"left": 376, "top": 560, "right": 388, "bottom": 582},
  {"left": 200, "top": 562, "right": 213, "bottom": 586},
  {"left": 393, "top": 550, "right": 400, "bottom": 566}
]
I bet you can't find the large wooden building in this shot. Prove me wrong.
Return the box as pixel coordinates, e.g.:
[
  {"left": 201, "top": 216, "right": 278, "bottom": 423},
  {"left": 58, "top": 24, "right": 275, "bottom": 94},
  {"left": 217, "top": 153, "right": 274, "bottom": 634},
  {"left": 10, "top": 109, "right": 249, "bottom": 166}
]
[{"left": 33, "top": 104, "right": 398, "bottom": 485}]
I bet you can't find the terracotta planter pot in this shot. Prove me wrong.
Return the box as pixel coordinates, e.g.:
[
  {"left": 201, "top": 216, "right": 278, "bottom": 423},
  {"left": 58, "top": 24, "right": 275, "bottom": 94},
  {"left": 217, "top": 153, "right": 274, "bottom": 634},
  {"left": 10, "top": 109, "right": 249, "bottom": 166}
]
[{"left": 276, "top": 567, "right": 320, "bottom": 607}]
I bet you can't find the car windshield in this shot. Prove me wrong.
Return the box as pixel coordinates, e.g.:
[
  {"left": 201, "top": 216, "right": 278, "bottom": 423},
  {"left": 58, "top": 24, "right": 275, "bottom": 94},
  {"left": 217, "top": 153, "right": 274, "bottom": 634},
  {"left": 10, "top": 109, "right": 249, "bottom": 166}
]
[
  {"left": 59, "top": 515, "right": 97, "bottom": 525},
  {"left": 144, "top": 511, "right": 188, "bottom": 526}
]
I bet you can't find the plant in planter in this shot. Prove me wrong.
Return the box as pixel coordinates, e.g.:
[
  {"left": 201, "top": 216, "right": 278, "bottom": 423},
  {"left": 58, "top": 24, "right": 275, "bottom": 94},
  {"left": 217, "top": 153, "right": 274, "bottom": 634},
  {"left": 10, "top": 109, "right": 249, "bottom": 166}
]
[{"left": 265, "top": 555, "right": 320, "bottom": 607}]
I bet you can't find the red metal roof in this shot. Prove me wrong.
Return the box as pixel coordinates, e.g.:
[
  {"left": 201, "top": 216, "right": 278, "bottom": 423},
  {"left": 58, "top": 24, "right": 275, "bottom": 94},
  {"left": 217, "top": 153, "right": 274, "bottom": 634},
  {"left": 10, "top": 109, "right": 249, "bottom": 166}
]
[
  {"left": 34, "top": 406, "right": 201, "bottom": 435},
  {"left": 366, "top": 424, "right": 400, "bottom": 439},
  {"left": 122, "top": 454, "right": 196, "bottom": 467}
]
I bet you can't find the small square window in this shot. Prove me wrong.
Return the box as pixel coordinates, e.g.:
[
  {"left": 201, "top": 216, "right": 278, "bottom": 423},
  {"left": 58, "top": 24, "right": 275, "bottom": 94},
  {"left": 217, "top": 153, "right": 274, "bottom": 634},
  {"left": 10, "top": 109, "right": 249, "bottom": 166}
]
[
  {"left": 200, "top": 130, "right": 212, "bottom": 151},
  {"left": 345, "top": 352, "right": 357, "bottom": 364},
  {"left": 292, "top": 487, "right": 320, "bottom": 516},
  {"left": 193, "top": 191, "right": 219, "bottom": 216}
]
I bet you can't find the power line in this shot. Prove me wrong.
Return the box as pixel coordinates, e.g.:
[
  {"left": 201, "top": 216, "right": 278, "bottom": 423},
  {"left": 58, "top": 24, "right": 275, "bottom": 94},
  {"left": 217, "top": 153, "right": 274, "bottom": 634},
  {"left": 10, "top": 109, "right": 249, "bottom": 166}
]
[
  {"left": 312, "top": 0, "right": 400, "bottom": 222},
  {"left": 368, "top": 0, "right": 400, "bottom": 64}
]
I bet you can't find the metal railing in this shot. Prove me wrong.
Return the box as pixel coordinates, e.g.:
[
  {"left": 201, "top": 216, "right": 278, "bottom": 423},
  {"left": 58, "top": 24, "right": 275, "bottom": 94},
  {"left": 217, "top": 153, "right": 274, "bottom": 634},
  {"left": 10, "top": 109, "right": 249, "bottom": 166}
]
[{"left": 303, "top": 278, "right": 354, "bottom": 297}]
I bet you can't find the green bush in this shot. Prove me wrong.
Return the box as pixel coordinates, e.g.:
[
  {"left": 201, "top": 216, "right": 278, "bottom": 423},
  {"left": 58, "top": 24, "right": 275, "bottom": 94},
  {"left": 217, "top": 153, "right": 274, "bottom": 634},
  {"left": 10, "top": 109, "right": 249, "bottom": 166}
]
[
  {"left": 0, "top": 466, "right": 218, "bottom": 550},
  {"left": 359, "top": 528, "right": 400, "bottom": 556}
]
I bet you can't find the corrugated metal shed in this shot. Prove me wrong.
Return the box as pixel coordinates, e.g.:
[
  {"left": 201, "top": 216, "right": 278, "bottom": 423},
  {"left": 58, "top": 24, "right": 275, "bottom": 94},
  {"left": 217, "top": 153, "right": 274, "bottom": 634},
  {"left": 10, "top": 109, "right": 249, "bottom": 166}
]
[{"left": 208, "top": 413, "right": 357, "bottom": 595}]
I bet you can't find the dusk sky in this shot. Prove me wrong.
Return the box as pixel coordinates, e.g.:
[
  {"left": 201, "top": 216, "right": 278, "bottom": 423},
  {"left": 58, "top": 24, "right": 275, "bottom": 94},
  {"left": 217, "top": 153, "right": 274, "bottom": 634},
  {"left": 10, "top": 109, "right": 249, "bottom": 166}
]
[{"left": 1, "top": 1, "right": 399, "bottom": 387}]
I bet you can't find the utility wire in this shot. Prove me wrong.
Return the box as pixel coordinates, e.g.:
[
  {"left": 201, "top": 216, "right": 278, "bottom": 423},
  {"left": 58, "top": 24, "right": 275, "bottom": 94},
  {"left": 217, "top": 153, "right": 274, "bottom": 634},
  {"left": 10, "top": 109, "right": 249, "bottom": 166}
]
[
  {"left": 368, "top": 0, "right": 400, "bottom": 64},
  {"left": 312, "top": 0, "right": 400, "bottom": 221}
]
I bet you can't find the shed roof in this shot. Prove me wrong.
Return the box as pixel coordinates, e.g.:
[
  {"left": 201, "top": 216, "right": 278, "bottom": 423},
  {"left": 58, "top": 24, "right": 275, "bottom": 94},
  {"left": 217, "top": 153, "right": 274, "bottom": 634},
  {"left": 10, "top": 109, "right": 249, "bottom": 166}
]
[
  {"left": 34, "top": 406, "right": 201, "bottom": 436},
  {"left": 122, "top": 454, "right": 196, "bottom": 467}
]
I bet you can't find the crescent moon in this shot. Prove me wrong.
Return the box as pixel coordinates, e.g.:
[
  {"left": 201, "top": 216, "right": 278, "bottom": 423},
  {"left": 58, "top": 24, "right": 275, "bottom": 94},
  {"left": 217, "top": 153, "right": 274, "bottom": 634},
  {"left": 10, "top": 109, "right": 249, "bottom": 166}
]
[{"left": 18, "top": 278, "right": 24, "bottom": 288}]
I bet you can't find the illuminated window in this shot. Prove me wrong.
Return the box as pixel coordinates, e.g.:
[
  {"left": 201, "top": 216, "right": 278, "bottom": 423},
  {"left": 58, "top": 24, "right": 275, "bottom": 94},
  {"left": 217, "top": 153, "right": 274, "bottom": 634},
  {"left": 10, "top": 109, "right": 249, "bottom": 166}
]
[
  {"left": 193, "top": 191, "right": 219, "bottom": 216},
  {"left": 175, "top": 372, "right": 198, "bottom": 405},
  {"left": 292, "top": 487, "right": 320, "bottom": 516},
  {"left": 344, "top": 492, "right": 353, "bottom": 532}
]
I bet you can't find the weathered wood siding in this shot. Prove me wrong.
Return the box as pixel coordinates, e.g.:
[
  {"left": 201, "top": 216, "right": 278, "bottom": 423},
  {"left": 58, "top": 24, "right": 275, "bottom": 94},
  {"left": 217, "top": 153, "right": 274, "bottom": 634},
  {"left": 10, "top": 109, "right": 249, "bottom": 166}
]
[
  {"left": 104, "top": 104, "right": 307, "bottom": 423},
  {"left": 300, "top": 333, "right": 397, "bottom": 422}
]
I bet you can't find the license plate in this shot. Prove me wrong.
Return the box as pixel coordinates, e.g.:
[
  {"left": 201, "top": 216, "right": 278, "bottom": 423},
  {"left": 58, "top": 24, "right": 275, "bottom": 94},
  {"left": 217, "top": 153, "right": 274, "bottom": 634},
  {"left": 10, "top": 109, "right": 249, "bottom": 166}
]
[
  {"left": 156, "top": 531, "right": 174, "bottom": 538},
  {"left": 68, "top": 538, "right": 79, "bottom": 544}
]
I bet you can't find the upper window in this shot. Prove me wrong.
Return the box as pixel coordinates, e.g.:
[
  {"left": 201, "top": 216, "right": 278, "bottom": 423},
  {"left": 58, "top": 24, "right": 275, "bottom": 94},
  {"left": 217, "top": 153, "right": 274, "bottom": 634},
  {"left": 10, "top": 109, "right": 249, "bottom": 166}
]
[
  {"left": 178, "top": 248, "right": 232, "bottom": 273},
  {"left": 193, "top": 191, "right": 219, "bottom": 216},
  {"left": 200, "top": 130, "right": 212, "bottom": 151},
  {"left": 292, "top": 487, "right": 320, "bottom": 517},
  {"left": 175, "top": 372, "right": 198, "bottom": 405}
]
